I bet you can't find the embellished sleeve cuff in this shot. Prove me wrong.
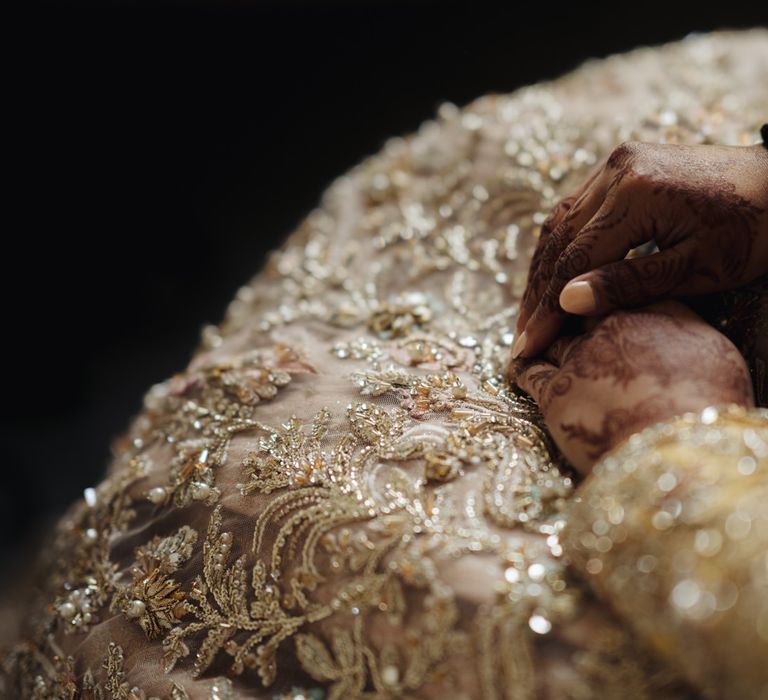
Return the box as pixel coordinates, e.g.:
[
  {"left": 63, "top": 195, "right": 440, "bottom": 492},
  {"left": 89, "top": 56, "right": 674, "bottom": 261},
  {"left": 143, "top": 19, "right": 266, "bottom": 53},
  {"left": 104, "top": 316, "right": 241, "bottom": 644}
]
[{"left": 561, "top": 405, "right": 768, "bottom": 699}]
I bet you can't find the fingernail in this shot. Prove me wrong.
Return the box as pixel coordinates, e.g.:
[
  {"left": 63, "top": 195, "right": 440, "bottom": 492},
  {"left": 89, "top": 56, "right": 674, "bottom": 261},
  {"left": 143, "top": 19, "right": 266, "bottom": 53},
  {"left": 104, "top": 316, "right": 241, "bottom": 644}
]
[
  {"left": 560, "top": 281, "right": 596, "bottom": 314},
  {"left": 511, "top": 330, "right": 527, "bottom": 359}
]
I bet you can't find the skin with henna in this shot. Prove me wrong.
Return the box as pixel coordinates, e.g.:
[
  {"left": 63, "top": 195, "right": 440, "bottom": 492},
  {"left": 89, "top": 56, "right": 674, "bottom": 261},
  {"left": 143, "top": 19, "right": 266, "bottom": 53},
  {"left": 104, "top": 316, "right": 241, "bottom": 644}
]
[
  {"left": 513, "top": 140, "right": 768, "bottom": 359},
  {"left": 508, "top": 301, "right": 754, "bottom": 474}
]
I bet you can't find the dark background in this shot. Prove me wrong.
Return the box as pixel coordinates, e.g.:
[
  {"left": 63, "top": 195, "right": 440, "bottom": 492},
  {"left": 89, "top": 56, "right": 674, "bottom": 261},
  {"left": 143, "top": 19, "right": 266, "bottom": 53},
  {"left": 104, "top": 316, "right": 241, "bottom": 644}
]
[{"left": 3, "top": 1, "right": 765, "bottom": 584}]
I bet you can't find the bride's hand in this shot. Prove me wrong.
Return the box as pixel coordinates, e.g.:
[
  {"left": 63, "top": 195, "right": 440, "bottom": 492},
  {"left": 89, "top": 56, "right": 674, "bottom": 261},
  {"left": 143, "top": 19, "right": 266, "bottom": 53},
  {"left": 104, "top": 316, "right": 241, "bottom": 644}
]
[
  {"left": 508, "top": 301, "right": 754, "bottom": 474},
  {"left": 513, "top": 140, "right": 768, "bottom": 359}
]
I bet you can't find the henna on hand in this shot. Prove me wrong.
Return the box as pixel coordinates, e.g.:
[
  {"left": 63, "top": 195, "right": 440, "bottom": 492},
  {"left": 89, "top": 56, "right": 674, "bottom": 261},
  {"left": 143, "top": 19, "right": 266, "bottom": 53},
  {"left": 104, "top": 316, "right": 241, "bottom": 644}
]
[
  {"left": 510, "top": 301, "right": 755, "bottom": 474},
  {"left": 513, "top": 141, "right": 768, "bottom": 359},
  {"left": 559, "top": 396, "right": 676, "bottom": 463}
]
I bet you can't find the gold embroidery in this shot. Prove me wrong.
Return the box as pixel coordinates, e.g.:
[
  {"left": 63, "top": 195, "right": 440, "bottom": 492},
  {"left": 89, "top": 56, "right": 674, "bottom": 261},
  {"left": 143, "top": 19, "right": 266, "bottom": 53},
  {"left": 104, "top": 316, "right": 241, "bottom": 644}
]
[
  {"left": 3, "top": 30, "right": 766, "bottom": 700},
  {"left": 81, "top": 642, "right": 191, "bottom": 700},
  {"left": 239, "top": 409, "right": 332, "bottom": 495},
  {"left": 112, "top": 520, "right": 200, "bottom": 642},
  {"left": 173, "top": 395, "right": 570, "bottom": 691},
  {"left": 367, "top": 292, "right": 434, "bottom": 339}
]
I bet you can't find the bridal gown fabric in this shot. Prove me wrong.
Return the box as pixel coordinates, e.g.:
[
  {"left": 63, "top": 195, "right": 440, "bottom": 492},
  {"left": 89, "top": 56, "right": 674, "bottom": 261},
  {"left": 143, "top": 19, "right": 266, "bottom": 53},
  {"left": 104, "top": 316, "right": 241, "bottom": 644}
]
[{"left": 2, "top": 29, "right": 768, "bottom": 700}]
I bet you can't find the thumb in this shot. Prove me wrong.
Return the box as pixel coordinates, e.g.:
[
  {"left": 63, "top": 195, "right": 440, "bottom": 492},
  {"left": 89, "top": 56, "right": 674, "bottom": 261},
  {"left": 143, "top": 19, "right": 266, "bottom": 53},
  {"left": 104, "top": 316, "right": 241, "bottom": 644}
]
[{"left": 559, "top": 243, "right": 698, "bottom": 315}]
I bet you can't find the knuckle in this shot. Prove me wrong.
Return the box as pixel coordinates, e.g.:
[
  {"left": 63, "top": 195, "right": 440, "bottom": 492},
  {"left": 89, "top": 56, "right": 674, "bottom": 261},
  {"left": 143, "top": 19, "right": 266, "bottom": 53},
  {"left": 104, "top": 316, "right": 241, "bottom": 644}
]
[
  {"left": 606, "top": 141, "right": 654, "bottom": 190},
  {"left": 542, "top": 208, "right": 559, "bottom": 227},
  {"left": 550, "top": 194, "right": 575, "bottom": 214},
  {"left": 552, "top": 245, "right": 591, "bottom": 286},
  {"left": 607, "top": 140, "right": 642, "bottom": 167},
  {"left": 555, "top": 194, "right": 578, "bottom": 215},
  {"left": 548, "top": 220, "right": 574, "bottom": 248},
  {"left": 551, "top": 258, "right": 572, "bottom": 287},
  {"left": 541, "top": 195, "right": 577, "bottom": 235}
]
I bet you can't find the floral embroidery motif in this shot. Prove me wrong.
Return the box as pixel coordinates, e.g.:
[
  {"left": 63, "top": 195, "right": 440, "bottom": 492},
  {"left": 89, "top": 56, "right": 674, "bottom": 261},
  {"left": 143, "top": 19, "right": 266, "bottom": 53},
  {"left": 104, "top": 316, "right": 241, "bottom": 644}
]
[
  {"left": 137, "top": 389, "right": 575, "bottom": 695},
  {"left": 367, "top": 292, "right": 434, "bottom": 339},
  {"left": 239, "top": 409, "right": 332, "bottom": 495},
  {"left": 111, "top": 526, "right": 198, "bottom": 639},
  {"left": 151, "top": 345, "right": 316, "bottom": 508}
]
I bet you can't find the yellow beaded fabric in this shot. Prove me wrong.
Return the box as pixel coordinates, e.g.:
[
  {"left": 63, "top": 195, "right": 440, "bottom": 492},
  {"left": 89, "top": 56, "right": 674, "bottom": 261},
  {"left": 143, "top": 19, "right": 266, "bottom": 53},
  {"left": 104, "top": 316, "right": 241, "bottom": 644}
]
[
  {"left": 1, "top": 29, "right": 767, "bottom": 700},
  {"left": 563, "top": 405, "right": 768, "bottom": 699}
]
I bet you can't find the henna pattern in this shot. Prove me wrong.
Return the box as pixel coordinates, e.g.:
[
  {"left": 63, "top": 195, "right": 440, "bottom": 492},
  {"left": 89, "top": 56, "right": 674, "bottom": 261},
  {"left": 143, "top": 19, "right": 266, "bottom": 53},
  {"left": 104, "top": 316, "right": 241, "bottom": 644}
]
[
  {"left": 578, "top": 202, "right": 631, "bottom": 238},
  {"left": 522, "top": 364, "right": 559, "bottom": 413},
  {"left": 558, "top": 311, "right": 680, "bottom": 387},
  {"left": 513, "top": 301, "right": 755, "bottom": 471},
  {"left": 539, "top": 235, "right": 595, "bottom": 314},
  {"left": 540, "top": 373, "right": 572, "bottom": 414},
  {"left": 650, "top": 178, "right": 764, "bottom": 281},
  {"left": 620, "top": 145, "right": 765, "bottom": 284},
  {"left": 542, "top": 196, "right": 577, "bottom": 236},
  {"left": 589, "top": 250, "right": 706, "bottom": 310},
  {"left": 524, "top": 189, "right": 606, "bottom": 317},
  {"left": 545, "top": 336, "right": 577, "bottom": 365},
  {"left": 524, "top": 195, "right": 579, "bottom": 287},
  {"left": 519, "top": 141, "right": 768, "bottom": 344},
  {"left": 605, "top": 141, "right": 640, "bottom": 190},
  {"left": 538, "top": 200, "right": 634, "bottom": 314},
  {"left": 532, "top": 222, "right": 579, "bottom": 314},
  {"left": 556, "top": 309, "right": 753, "bottom": 393},
  {"left": 526, "top": 307, "right": 752, "bottom": 404},
  {"left": 557, "top": 331, "right": 752, "bottom": 463},
  {"left": 559, "top": 396, "right": 675, "bottom": 461}
]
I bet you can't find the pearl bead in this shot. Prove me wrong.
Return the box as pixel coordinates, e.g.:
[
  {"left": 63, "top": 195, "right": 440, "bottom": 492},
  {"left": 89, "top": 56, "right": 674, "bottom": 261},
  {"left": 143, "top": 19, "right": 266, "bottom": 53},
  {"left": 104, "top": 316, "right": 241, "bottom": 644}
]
[
  {"left": 147, "top": 486, "right": 168, "bottom": 504},
  {"left": 382, "top": 665, "right": 400, "bottom": 685},
  {"left": 59, "top": 602, "right": 76, "bottom": 620},
  {"left": 191, "top": 482, "right": 211, "bottom": 500},
  {"left": 126, "top": 599, "right": 146, "bottom": 619}
]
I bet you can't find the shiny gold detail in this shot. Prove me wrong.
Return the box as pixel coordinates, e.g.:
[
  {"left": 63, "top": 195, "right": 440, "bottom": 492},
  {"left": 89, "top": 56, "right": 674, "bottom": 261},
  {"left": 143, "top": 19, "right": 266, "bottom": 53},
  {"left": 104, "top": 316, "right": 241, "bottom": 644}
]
[{"left": 4, "top": 30, "right": 767, "bottom": 700}]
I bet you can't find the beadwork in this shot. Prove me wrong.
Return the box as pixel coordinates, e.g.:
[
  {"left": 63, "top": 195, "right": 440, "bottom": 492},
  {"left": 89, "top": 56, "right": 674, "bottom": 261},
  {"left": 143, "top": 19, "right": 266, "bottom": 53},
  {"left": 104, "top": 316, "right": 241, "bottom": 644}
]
[{"left": 1, "top": 29, "right": 766, "bottom": 700}]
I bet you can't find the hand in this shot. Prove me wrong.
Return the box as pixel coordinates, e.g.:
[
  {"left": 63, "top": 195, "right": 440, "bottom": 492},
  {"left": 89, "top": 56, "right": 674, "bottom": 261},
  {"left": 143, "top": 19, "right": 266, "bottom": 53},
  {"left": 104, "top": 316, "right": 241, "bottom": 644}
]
[
  {"left": 513, "top": 140, "right": 768, "bottom": 359},
  {"left": 509, "top": 301, "right": 754, "bottom": 474}
]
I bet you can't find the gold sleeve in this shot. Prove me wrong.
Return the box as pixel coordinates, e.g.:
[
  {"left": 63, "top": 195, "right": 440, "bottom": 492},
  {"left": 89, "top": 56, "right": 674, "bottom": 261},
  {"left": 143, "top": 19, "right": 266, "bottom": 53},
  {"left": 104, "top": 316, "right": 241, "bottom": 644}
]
[{"left": 561, "top": 405, "right": 768, "bottom": 700}]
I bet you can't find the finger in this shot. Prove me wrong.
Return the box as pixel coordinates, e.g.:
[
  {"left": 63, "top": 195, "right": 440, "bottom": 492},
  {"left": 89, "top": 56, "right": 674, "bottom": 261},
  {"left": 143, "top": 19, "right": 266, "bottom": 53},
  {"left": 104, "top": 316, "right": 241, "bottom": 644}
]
[
  {"left": 517, "top": 191, "right": 605, "bottom": 334},
  {"left": 514, "top": 360, "right": 558, "bottom": 408},
  {"left": 561, "top": 240, "right": 701, "bottom": 316},
  {"left": 516, "top": 164, "right": 608, "bottom": 332},
  {"left": 518, "top": 184, "right": 601, "bottom": 328},
  {"left": 516, "top": 195, "right": 578, "bottom": 333},
  {"left": 515, "top": 190, "right": 635, "bottom": 358},
  {"left": 505, "top": 355, "right": 527, "bottom": 384},
  {"left": 518, "top": 160, "right": 607, "bottom": 325},
  {"left": 544, "top": 335, "right": 579, "bottom": 366}
]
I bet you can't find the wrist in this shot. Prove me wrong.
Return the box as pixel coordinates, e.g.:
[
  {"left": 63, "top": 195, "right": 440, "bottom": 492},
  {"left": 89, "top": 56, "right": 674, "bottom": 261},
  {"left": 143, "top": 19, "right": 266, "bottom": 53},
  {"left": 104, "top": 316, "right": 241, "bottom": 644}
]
[
  {"left": 582, "top": 393, "right": 755, "bottom": 474},
  {"left": 591, "top": 400, "right": 755, "bottom": 467}
]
